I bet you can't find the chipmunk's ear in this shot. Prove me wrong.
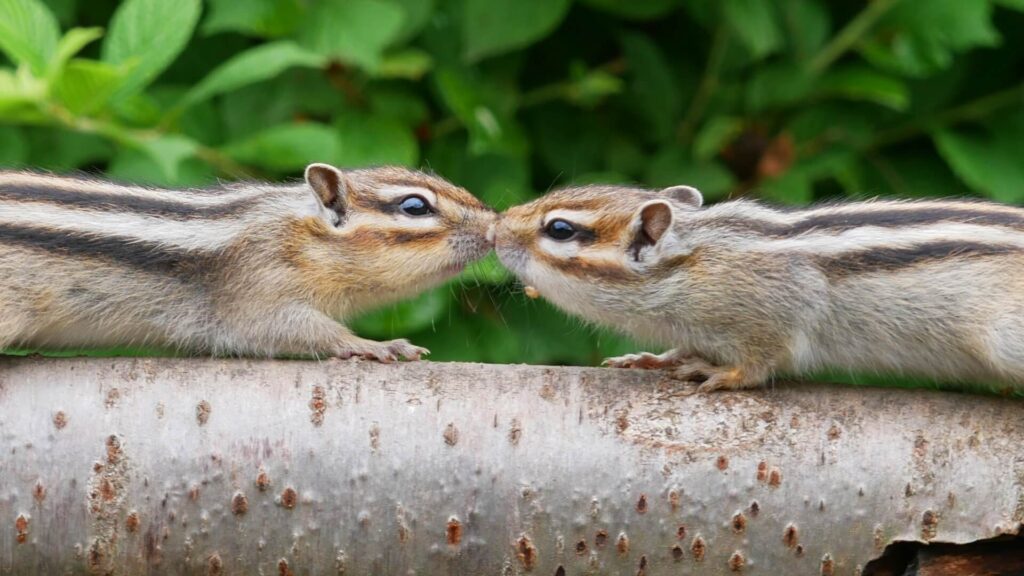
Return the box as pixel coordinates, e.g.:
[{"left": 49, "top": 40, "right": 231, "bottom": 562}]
[
  {"left": 661, "top": 185, "right": 703, "bottom": 208},
  {"left": 304, "top": 163, "right": 348, "bottom": 212},
  {"left": 630, "top": 200, "right": 674, "bottom": 261}
]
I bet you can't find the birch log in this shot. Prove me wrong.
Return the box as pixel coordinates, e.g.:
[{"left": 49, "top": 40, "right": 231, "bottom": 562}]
[{"left": 0, "top": 357, "right": 1021, "bottom": 575}]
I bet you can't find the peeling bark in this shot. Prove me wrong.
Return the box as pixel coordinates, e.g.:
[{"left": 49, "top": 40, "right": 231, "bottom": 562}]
[{"left": 0, "top": 357, "right": 1021, "bottom": 575}]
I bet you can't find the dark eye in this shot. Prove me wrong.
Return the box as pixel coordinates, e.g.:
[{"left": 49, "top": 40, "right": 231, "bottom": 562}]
[
  {"left": 544, "top": 219, "right": 577, "bottom": 241},
  {"left": 399, "top": 195, "right": 432, "bottom": 216}
]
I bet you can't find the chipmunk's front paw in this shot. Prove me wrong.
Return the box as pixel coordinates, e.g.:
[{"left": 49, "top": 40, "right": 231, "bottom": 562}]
[
  {"left": 334, "top": 339, "right": 429, "bottom": 363},
  {"left": 670, "top": 359, "right": 758, "bottom": 394},
  {"left": 381, "top": 339, "right": 429, "bottom": 362},
  {"left": 603, "top": 349, "right": 685, "bottom": 369}
]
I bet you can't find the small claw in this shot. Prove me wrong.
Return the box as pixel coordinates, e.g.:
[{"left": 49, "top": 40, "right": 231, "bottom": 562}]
[
  {"left": 384, "top": 339, "right": 429, "bottom": 361},
  {"left": 604, "top": 351, "right": 681, "bottom": 370}
]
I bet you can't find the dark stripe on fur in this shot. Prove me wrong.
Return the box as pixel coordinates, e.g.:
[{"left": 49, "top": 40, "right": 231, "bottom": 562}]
[
  {"left": 0, "top": 183, "right": 252, "bottom": 219},
  {"left": 816, "top": 241, "right": 1019, "bottom": 276},
  {"left": 534, "top": 252, "right": 635, "bottom": 282},
  {"left": 708, "top": 205, "right": 1024, "bottom": 237},
  {"left": 0, "top": 223, "right": 215, "bottom": 273}
]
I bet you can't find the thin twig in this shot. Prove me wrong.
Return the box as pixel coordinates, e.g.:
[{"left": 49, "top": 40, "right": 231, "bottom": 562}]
[
  {"left": 430, "top": 59, "right": 627, "bottom": 140},
  {"left": 676, "top": 24, "right": 729, "bottom": 146},
  {"left": 808, "top": 0, "right": 899, "bottom": 74},
  {"left": 866, "top": 83, "right": 1024, "bottom": 150}
]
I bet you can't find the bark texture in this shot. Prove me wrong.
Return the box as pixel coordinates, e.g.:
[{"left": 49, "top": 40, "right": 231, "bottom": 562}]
[{"left": 0, "top": 357, "right": 1021, "bottom": 575}]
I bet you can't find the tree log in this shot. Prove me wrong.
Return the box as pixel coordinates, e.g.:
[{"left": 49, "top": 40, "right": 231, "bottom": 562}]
[{"left": 0, "top": 357, "right": 1021, "bottom": 575}]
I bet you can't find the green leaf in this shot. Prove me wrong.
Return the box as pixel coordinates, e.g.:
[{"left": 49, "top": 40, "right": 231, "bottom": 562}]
[
  {"left": 994, "top": 0, "right": 1024, "bottom": 9},
  {"left": 646, "top": 147, "right": 735, "bottom": 200},
  {"left": 48, "top": 27, "right": 104, "bottom": 79},
  {"left": 457, "top": 153, "right": 530, "bottom": 210},
  {"left": 779, "top": 0, "right": 830, "bottom": 58},
  {"left": 694, "top": 116, "right": 744, "bottom": 161},
  {"left": 933, "top": 123, "right": 1024, "bottom": 203},
  {"left": 463, "top": 0, "right": 571, "bottom": 61},
  {"left": 858, "top": 149, "right": 967, "bottom": 198},
  {"left": 0, "top": 0, "right": 61, "bottom": 76},
  {"left": 570, "top": 68, "right": 623, "bottom": 107},
  {"left": 335, "top": 112, "right": 418, "bottom": 167},
  {"left": 220, "top": 81, "right": 298, "bottom": 141},
  {"left": 135, "top": 134, "right": 199, "bottom": 182},
  {"left": 24, "top": 128, "right": 112, "bottom": 171},
  {"left": 101, "top": 0, "right": 201, "bottom": 100},
  {"left": 861, "top": 0, "right": 1000, "bottom": 77},
  {"left": 52, "top": 59, "right": 128, "bottom": 115},
  {"left": 722, "top": 0, "right": 782, "bottom": 60},
  {"left": 366, "top": 85, "right": 429, "bottom": 127},
  {"left": 433, "top": 66, "right": 527, "bottom": 156},
  {"left": 815, "top": 66, "right": 909, "bottom": 111},
  {"left": 581, "top": 0, "right": 678, "bottom": 20},
  {"left": 529, "top": 105, "right": 604, "bottom": 177},
  {"left": 0, "top": 127, "right": 28, "bottom": 167},
  {"left": 758, "top": 148, "right": 855, "bottom": 204},
  {"left": 298, "top": 0, "right": 405, "bottom": 71},
  {"left": 785, "top": 102, "right": 880, "bottom": 148},
  {"left": 389, "top": 0, "right": 434, "bottom": 42},
  {"left": 352, "top": 287, "right": 449, "bottom": 339},
  {"left": 203, "top": 0, "right": 303, "bottom": 38},
  {"left": 107, "top": 147, "right": 214, "bottom": 187},
  {"left": 376, "top": 48, "right": 433, "bottom": 80},
  {"left": 42, "top": 0, "right": 76, "bottom": 26},
  {"left": 0, "top": 67, "right": 45, "bottom": 114},
  {"left": 458, "top": 252, "right": 511, "bottom": 284},
  {"left": 222, "top": 122, "right": 339, "bottom": 172},
  {"left": 746, "top": 62, "right": 814, "bottom": 112},
  {"left": 180, "top": 42, "right": 324, "bottom": 109},
  {"left": 621, "top": 33, "right": 682, "bottom": 141},
  {"left": 425, "top": 135, "right": 531, "bottom": 211}
]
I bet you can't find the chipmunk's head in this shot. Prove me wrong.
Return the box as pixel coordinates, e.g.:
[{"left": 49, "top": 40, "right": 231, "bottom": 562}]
[
  {"left": 495, "top": 184, "right": 702, "bottom": 318},
  {"left": 291, "top": 163, "right": 495, "bottom": 310}
]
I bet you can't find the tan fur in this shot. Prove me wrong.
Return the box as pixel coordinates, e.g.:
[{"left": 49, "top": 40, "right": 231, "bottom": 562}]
[
  {"left": 496, "top": 184, "right": 1024, "bottom": 392},
  {"left": 0, "top": 164, "right": 495, "bottom": 361}
]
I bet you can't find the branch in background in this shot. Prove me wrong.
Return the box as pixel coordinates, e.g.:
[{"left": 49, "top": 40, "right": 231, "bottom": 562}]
[
  {"left": 867, "top": 82, "right": 1024, "bottom": 150},
  {"left": 430, "top": 59, "right": 627, "bottom": 140},
  {"left": 808, "top": 0, "right": 900, "bottom": 74},
  {"left": 676, "top": 24, "right": 730, "bottom": 146},
  {"left": 43, "top": 103, "right": 258, "bottom": 181}
]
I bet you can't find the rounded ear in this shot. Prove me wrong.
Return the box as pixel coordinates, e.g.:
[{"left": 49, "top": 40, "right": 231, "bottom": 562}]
[
  {"left": 304, "top": 163, "right": 348, "bottom": 211},
  {"left": 661, "top": 185, "right": 703, "bottom": 208},
  {"left": 634, "top": 200, "right": 674, "bottom": 249}
]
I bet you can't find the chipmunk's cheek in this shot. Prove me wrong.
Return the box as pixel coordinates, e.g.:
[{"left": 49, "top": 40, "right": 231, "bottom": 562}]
[{"left": 495, "top": 244, "right": 528, "bottom": 275}]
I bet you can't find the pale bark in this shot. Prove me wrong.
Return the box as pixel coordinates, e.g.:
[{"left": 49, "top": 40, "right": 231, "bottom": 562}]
[{"left": 0, "top": 357, "right": 1021, "bottom": 575}]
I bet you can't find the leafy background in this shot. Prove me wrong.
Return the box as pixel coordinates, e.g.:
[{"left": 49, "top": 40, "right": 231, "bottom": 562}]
[{"left": 0, "top": 0, "right": 1022, "bottom": 377}]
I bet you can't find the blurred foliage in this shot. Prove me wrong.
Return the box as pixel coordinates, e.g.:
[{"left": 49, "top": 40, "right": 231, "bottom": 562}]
[{"left": 0, "top": 0, "right": 1023, "bottom": 368}]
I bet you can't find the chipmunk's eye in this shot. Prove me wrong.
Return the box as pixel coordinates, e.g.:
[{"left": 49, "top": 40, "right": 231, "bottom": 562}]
[
  {"left": 544, "top": 219, "right": 577, "bottom": 241},
  {"left": 399, "top": 195, "right": 433, "bottom": 216}
]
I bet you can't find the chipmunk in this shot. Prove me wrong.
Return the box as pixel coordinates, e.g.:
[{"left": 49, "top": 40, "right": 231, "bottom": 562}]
[
  {"left": 0, "top": 163, "right": 494, "bottom": 361},
  {"left": 496, "top": 184, "right": 1024, "bottom": 392}
]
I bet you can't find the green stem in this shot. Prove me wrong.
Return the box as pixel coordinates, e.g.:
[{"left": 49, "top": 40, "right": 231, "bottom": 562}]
[
  {"left": 431, "top": 59, "right": 627, "bottom": 139},
  {"left": 866, "top": 83, "right": 1024, "bottom": 150},
  {"left": 44, "top": 103, "right": 256, "bottom": 180},
  {"left": 677, "top": 24, "right": 729, "bottom": 146},
  {"left": 808, "top": 0, "right": 900, "bottom": 74}
]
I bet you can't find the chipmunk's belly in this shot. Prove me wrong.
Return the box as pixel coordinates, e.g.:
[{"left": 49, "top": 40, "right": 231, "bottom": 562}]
[{"left": 25, "top": 321, "right": 165, "bottom": 350}]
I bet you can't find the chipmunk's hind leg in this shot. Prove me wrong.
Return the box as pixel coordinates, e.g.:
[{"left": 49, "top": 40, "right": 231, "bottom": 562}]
[
  {"left": 0, "top": 309, "right": 31, "bottom": 353},
  {"left": 670, "top": 357, "right": 772, "bottom": 394},
  {"left": 984, "top": 313, "right": 1024, "bottom": 388}
]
